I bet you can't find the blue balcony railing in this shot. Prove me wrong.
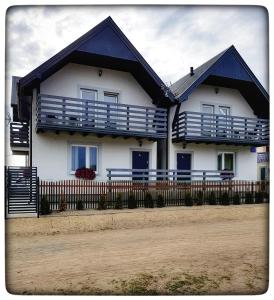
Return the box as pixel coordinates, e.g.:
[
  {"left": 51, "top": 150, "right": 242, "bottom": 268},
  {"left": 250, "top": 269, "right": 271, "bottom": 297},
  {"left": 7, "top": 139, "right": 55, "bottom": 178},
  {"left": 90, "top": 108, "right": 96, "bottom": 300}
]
[
  {"left": 10, "top": 122, "right": 29, "bottom": 148},
  {"left": 37, "top": 94, "right": 167, "bottom": 139},
  {"left": 172, "top": 111, "right": 269, "bottom": 146}
]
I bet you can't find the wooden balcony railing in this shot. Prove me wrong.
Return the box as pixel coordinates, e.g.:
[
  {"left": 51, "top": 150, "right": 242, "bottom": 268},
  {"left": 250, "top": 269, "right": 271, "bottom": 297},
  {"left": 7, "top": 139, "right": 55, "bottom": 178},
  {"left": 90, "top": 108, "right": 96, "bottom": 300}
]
[
  {"left": 10, "top": 122, "right": 29, "bottom": 148},
  {"left": 107, "top": 168, "right": 234, "bottom": 181},
  {"left": 172, "top": 111, "right": 269, "bottom": 146},
  {"left": 36, "top": 94, "right": 167, "bottom": 139}
]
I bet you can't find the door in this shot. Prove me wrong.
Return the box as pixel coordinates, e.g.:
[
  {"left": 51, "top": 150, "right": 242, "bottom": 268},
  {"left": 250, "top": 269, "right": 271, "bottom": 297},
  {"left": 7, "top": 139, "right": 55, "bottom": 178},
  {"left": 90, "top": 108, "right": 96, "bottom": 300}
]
[
  {"left": 132, "top": 151, "right": 149, "bottom": 181},
  {"left": 202, "top": 104, "right": 214, "bottom": 137},
  {"left": 80, "top": 88, "right": 98, "bottom": 127},
  {"left": 177, "top": 153, "right": 192, "bottom": 181},
  {"left": 103, "top": 92, "right": 119, "bottom": 129},
  {"left": 218, "top": 106, "right": 231, "bottom": 137},
  {"left": 260, "top": 167, "right": 266, "bottom": 181}
]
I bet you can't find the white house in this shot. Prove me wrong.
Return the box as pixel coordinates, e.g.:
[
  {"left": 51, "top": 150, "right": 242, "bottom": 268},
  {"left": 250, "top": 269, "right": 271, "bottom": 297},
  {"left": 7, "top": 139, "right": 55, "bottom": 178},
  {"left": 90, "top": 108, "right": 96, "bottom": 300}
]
[
  {"left": 9, "top": 17, "right": 269, "bottom": 182},
  {"left": 169, "top": 46, "right": 269, "bottom": 180},
  {"left": 10, "top": 17, "right": 173, "bottom": 181}
]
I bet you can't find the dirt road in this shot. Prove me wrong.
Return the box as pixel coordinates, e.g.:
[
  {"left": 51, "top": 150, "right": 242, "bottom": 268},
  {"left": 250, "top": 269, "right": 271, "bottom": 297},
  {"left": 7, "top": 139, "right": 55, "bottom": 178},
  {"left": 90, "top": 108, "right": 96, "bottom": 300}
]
[{"left": 6, "top": 204, "right": 268, "bottom": 295}]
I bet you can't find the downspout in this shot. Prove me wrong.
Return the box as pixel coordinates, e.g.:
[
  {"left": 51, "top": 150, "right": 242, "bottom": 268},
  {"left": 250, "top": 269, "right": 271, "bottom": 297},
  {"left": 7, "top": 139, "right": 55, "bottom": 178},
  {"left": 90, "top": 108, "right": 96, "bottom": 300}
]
[
  {"left": 29, "top": 86, "right": 39, "bottom": 168},
  {"left": 29, "top": 96, "right": 32, "bottom": 168},
  {"left": 166, "top": 106, "right": 170, "bottom": 170}
]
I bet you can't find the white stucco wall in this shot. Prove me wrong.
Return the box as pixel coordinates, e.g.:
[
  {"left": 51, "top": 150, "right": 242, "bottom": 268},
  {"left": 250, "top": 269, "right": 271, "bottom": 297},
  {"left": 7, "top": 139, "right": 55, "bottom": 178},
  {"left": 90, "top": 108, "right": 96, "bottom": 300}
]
[
  {"left": 169, "top": 143, "right": 257, "bottom": 180},
  {"left": 40, "top": 63, "right": 155, "bottom": 108},
  {"left": 32, "top": 64, "right": 158, "bottom": 180},
  {"left": 168, "top": 85, "right": 258, "bottom": 180},
  {"left": 32, "top": 131, "right": 156, "bottom": 181},
  {"left": 177, "top": 84, "right": 256, "bottom": 117}
]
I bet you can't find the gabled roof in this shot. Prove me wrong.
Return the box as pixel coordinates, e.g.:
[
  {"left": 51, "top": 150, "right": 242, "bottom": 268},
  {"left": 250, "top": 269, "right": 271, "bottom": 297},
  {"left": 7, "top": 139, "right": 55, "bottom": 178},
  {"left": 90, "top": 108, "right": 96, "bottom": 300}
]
[
  {"left": 170, "top": 46, "right": 269, "bottom": 118},
  {"left": 17, "top": 16, "right": 174, "bottom": 119}
]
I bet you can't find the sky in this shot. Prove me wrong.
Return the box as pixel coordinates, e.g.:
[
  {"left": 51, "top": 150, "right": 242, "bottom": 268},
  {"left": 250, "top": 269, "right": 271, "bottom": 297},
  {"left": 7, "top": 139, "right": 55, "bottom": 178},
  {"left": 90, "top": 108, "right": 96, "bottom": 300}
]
[{"left": 5, "top": 5, "right": 269, "bottom": 164}]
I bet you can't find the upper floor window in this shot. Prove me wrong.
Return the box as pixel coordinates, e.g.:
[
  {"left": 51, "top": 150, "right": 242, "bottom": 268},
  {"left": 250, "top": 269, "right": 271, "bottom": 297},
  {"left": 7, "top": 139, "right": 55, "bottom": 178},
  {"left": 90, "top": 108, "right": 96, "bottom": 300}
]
[
  {"left": 219, "top": 106, "right": 230, "bottom": 116},
  {"left": 104, "top": 92, "right": 119, "bottom": 104},
  {"left": 202, "top": 104, "right": 214, "bottom": 114},
  {"left": 80, "top": 88, "right": 97, "bottom": 101},
  {"left": 71, "top": 145, "right": 98, "bottom": 173}
]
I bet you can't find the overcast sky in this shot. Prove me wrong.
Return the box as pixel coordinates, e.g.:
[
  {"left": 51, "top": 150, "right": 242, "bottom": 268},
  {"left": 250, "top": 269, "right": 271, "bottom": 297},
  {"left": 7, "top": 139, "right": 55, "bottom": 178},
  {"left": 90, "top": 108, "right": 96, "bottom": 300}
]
[
  {"left": 6, "top": 5, "right": 268, "bottom": 89},
  {"left": 5, "top": 5, "right": 269, "bottom": 165}
]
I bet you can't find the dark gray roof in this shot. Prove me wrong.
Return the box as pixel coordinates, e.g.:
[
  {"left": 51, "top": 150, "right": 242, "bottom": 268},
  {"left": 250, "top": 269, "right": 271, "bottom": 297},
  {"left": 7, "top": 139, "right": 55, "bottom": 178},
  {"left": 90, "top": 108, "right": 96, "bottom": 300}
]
[
  {"left": 170, "top": 47, "right": 230, "bottom": 98},
  {"left": 11, "top": 76, "right": 21, "bottom": 106},
  {"left": 257, "top": 152, "right": 269, "bottom": 163}
]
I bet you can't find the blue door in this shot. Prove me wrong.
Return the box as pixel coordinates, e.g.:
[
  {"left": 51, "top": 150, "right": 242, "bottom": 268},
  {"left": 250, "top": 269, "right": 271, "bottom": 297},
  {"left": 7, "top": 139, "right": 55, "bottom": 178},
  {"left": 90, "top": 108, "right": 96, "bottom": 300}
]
[
  {"left": 132, "top": 151, "right": 149, "bottom": 180},
  {"left": 177, "top": 153, "right": 192, "bottom": 181}
]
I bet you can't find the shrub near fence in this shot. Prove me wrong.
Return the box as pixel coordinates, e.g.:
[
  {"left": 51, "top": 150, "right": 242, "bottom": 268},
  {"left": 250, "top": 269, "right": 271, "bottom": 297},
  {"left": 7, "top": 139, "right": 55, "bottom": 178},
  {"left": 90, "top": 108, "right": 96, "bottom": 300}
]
[{"left": 39, "top": 180, "right": 269, "bottom": 211}]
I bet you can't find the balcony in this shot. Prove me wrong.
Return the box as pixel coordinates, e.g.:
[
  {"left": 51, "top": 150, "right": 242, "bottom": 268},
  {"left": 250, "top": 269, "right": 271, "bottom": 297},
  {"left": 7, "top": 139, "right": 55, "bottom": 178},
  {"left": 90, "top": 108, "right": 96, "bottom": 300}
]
[
  {"left": 36, "top": 94, "right": 167, "bottom": 140},
  {"left": 172, "top": 111, "right": 269, "bottom": 146},
  {"left": 10, "top": 122, "right": 29, "bottom": 150}
]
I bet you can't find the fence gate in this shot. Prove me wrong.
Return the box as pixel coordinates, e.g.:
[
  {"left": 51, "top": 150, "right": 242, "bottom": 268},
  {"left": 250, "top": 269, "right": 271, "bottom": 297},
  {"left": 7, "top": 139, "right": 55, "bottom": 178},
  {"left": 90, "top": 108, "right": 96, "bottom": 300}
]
[{"left": 5, "top": 166, "right": 38, "bottom": 216}]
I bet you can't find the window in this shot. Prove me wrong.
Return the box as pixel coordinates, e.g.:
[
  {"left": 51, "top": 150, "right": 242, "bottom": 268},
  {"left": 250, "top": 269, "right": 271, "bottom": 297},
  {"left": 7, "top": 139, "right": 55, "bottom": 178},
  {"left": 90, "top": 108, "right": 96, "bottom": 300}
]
[
  {"left": 104, "top": 92, "right": 118, "bottom": 103},
  {"left": 219, "top": 106, "right": 230, "bottom": 116},
  {"left": 217, "top": 152, "right": 235, "bottom": 171},
  {"left": 202, "top": 104, "right": 214, "bottom": 114},
  {"left": 71, "top": 145, "right": 98, "bottom": 173},
  {"left": 80, "top": 88, "right": 98, "bottom": 101}
]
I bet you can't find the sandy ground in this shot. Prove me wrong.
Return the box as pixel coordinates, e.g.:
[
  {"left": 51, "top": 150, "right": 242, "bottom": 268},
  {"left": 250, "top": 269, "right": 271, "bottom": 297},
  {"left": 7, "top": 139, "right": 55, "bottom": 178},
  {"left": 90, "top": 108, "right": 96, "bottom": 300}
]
[{"left": 6, "top": 204, "right": 268, "bottom": 295}]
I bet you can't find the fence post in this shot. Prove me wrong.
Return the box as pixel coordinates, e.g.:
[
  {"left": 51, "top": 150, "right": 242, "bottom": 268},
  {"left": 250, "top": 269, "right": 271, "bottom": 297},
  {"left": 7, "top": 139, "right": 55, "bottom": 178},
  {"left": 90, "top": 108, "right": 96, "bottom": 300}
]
[
  {"left": 251, "top": 181, "right": 254, "bottom": 201},
  {"left": 37, "top": 177, "right": 40, "bottom": 218},
  {"left": 108, "top": 179, "right": 112, "bottom": 204},
  {"left": 219, "top": 181, "right": 222, "bottom": 204},
  {"left": 202, "top": 171, "right": 206, "bottom": 191}
]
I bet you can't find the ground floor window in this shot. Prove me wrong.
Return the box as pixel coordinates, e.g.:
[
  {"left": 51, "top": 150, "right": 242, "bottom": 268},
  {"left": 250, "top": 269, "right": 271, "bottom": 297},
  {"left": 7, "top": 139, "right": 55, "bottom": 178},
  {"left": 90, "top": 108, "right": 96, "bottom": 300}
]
[
  {"left": 217, "top": 152, "right": 235, "bottom": 171},
  {"left": 71, "top": 145, "right": 98, "bottom": 173},
  {"left": 260, "top": 166, "right": 269, "bottom": 181}
]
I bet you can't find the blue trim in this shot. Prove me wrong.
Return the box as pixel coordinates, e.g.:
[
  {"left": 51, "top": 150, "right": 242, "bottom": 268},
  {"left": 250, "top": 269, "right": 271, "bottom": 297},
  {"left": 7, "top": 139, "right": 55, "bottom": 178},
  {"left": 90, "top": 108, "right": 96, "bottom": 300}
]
[
  {"left": 177, "top": 45, "right": 269, "bottom": 104},
  {"left": 18, "top": 17, "right": 174, "bottom": 106}
]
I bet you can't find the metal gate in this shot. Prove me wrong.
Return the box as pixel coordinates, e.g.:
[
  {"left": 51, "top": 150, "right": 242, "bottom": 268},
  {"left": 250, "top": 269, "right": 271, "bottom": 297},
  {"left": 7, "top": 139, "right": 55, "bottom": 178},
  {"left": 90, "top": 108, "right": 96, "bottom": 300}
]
[{"left": 5, "top": 166, "right": 39, "bottom": 217}]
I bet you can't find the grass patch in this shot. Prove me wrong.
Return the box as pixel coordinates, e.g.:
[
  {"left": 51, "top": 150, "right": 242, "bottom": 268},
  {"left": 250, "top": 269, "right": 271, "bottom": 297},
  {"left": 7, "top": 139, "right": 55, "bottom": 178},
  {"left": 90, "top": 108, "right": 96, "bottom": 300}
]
[{"left": 110, "top": 271, "right": 232, "bottom": 295}]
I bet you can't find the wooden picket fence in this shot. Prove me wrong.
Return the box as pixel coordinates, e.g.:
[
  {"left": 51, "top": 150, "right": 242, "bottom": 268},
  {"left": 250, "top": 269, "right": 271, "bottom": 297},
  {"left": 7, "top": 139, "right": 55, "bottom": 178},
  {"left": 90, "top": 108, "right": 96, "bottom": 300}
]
[{"left": 39, "top": 180, "right": 269, "bottom": 211}]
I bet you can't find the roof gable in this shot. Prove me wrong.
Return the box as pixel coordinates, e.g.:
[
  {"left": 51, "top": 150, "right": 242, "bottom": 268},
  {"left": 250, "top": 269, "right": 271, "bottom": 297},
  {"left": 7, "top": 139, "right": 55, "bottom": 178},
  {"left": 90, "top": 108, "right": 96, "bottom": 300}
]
[
  {"left": 18, "top": 16, "right": 173, "bottom": 116},
  {"left": 210, "top": 50, "right": 252, "bottom": 81},
  {"left": 170, "top": 45, "right": 269, "bottom": 118},
  {"left": 78, "top": 25, "right": 137, "bottom": 61}
]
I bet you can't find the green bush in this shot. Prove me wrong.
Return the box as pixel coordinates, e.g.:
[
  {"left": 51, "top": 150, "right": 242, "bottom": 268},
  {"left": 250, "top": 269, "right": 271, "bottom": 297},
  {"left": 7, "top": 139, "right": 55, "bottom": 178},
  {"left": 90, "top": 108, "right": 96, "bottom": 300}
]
[
  {"left": 114, "top": 193, "right": 123, "bottom": 209},
  {"left": 245, "top": 192, "right": 254, "bottom": 204},
  {"left": 98, "top": 195, "right": 107, "bottom": 210},
  {"left": 156, "top": 194, "right": 165, "bottom": 208},
  {"left": 220, "top": 192, "right": 230, "bottom": 205},
  {"left": 185, "top": 192, "right": 193, "bottom": 206},
  {"left": 76, "top": 199, "right": 84, "bottom": 210},
  {"left": 195, "top": 190, "right": 204, "bottom": 206},
  {"left": 40, "top": 196, "right": 51, "bottom": 215},
  {"left": 264, "top": 192, "right": 269, "bottom": 203},
  {"left": 207, "top": 191, "right": 217, "bottom": 205},
  {"left": 144, "top": 192, "right": 154, "bottom": 208},
  {"left": 59, "top": 194, "right": 67, "bottom": 212},
  {"left": 232, "top": 193, "right": 241, "bottom": 205},
  {"left": 255, "top": 192, "right": 264, "bottom": 204},
  {"left": 128, "top": 192, "right": 137, "bottom": 209}
]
